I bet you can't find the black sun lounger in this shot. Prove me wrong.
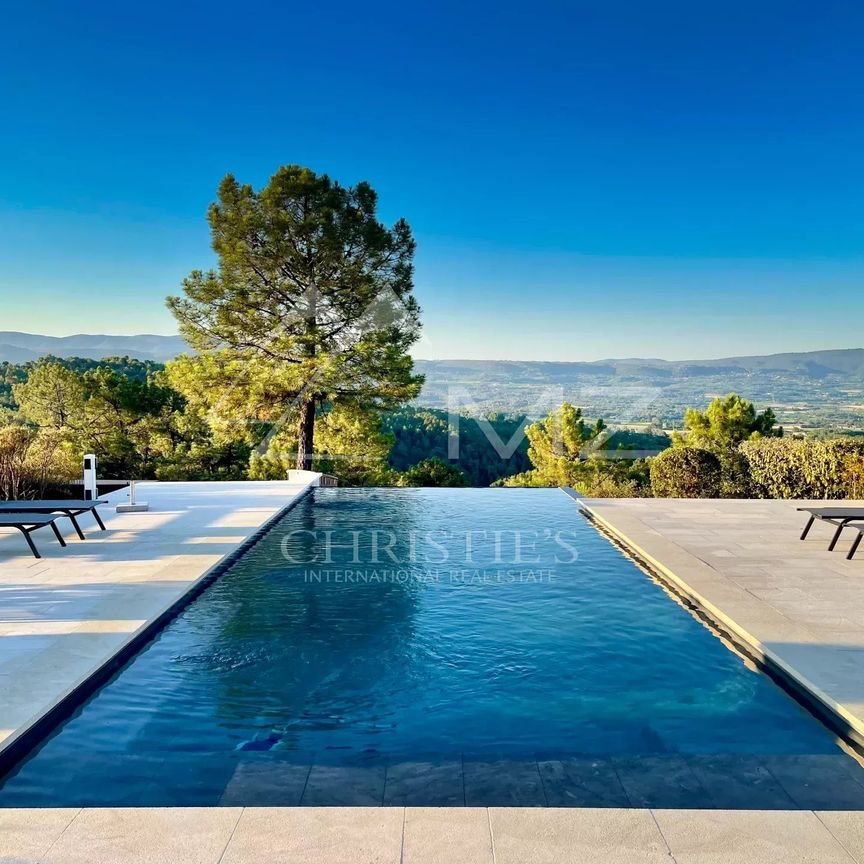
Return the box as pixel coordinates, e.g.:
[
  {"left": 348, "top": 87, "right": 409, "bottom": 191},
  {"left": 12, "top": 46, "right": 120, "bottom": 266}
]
[
  {"left": 0, "top": 514, "right": 66, "bottom": 558},
  {"left": 0, "top": 500, "right": 107, "bottom": 540},
  {"left": 846, "top": 523, "right": 864, "bottom": 561},
  {"left": 797, "top": 507, "right": 864, "bottom": 551}
]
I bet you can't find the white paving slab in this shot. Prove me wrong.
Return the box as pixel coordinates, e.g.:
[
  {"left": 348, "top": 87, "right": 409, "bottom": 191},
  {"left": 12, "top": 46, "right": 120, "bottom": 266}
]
[
  {"left": 5, "top": 807, "right": 863, "bottom": 864},
  {"left": 0, "top": 479, "right": 316, "bottom": 756},
  {"left": 576, "top": 496, "right": 864, "bottom": 743}
]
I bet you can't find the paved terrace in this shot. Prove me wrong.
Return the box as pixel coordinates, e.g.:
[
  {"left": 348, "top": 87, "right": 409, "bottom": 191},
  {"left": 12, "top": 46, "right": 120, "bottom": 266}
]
[
  {"left": 5, "top": 490, "right": 864, "bottom": 862},
  {"left": 0, "top": 479, "right": 316, "bottom": 755},
  {"left": 6, "top": 805, "right": 864, "bottom": 863},
  {"left": 578, "top": 496, "right": 864, "bottom": 744}
]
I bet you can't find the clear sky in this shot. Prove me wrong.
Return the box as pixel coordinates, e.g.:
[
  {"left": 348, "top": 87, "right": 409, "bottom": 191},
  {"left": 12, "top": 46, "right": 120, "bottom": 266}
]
[{"left": 1, "top": 0, "right": 862, "bottom": 361}]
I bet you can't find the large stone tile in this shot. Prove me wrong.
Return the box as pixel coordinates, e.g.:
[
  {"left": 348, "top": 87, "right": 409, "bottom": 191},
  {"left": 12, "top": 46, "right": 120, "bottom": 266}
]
[
  {"left": 221, "top": 806, "right": 404, "bottom": 864},
  {"left": 42, "top": 807, "right": 242, "bottom": 864},
  {"left": 0, "top": 807, "right": 79, "bottom": 863},
  {"left": 463, "top": 760, "right": 546, "bottom": 807},
  {"left": 403, "top": 808, "right": 493, "bottom": 864},
  {"left": 384, "top": 761, "right": 464, "bottom": 806},
  {"left": 687, "top": 755, "right": 796, "bottom": 810},
  {"left": 538, "top": 757, "right": 630, "bottom": 807},
  {"left": 301, "top": 765, "right": 386, "bottom": 806},
  {"left": 613, "top": 755, "right": 712, "bottom": 808},
  {"left": 762, "top": 755, "right": 864, "bottom": 810},
  {"left": 653, "top": 809, "right": 855, "bottom": 863},
  {"left": 817, "top": 811, "right": 864, "bottom": 860},
  {"left": 220, "top": 758, "right": 311, "bottom": 806},
  {"left": 489, "top": 807, "right": 672, "bottom": 863}
]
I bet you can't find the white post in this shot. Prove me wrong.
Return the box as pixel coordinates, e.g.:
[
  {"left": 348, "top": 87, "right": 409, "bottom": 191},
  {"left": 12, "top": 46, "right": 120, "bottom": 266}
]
[
  {"left": 116, "top": 478, "right": 150, "bottom": 513},
  {"left": 83, "top": 454, "right": 98, "bottom": 501}
]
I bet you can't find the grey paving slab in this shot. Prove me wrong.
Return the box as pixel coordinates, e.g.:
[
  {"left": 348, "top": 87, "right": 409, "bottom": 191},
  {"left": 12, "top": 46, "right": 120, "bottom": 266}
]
[
  {"left": 761, "top": 755, "right": 864, "bottom": 810},
  {"left": 687, "top": 755, "right": 796, "bottom": 810},
  {"left": 384, "top": 761, "right": 465, "bottom": 806},
  {"left": 489, "top": 807, "right": 673, "bottom": 863},
  {"left": 463, "top": 760, "right": 547, "bottom": 807},
  {"left": 41, "top": 807, "right": 242, "bottom": 864},
  {"left": 0, "top": 479, "right": 316, "bottom": 754},
  {"left": 653, "top": 808, "right": 857, "bottom": 863},
  {"left": 402, "top": 807, "right": 493, "bottom": 864},
  {"left": 220, "top": 759, "right": 312, "bottom": 806},
  {"left": 301, "top": 765, "right": 387, "bottom": 806},
  {"left": 221, "top": 806, "right": 404, "bottom": 864},
  {"left": 538, "top": 757, "right": 630, "bottom": 807},
  {"left": 578, "top": 496, "right": 864, "bottom": 743},
  {"left": 613, "top": 754, "right": 711, "bottom": 808}
]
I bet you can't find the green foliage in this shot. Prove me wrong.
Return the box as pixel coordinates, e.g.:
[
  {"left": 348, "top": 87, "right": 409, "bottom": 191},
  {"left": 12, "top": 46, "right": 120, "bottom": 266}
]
[
  {"left": 249, "top": 403, "right": 395, "bottom": 486},
  {"left": 499, "top": 402, "right": 651, "bottom": 496},
  {"left": 167, "top": 165, "right": 423, "bottom": 470},
  {"left": 7, "top": 358, "right": 241, "bottom": 480},
  {"left": 383, "top": 408, "right": 531, "bottom": 486},
  {"left": 650, "top": 448, "right": 722, "bottom": 498},
  {"left": 1, "top": 356, "right": 160, "bottom": 412},
  {"left": 13, "top": 359, "right": 190, "bottom": 478},
  {"left": 398, "top": 458, "right": 466, "bottom": 487},
  {"left": 716, "top": 447, "right": 753, "bottom": 498},
  {"left": 740, "top": 437, "right": 864, "bottom": 499},
  {"left": 0, "top": 425, "right": 79, "bottom": 500},
  {"left": 674, "top": 393, "right": 781, "bottom": 451}
]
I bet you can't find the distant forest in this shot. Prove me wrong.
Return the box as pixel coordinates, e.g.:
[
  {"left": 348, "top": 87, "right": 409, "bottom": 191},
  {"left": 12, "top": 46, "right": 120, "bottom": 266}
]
[{"left": 1, "top": 357, "right": 670, "bottom": 487}]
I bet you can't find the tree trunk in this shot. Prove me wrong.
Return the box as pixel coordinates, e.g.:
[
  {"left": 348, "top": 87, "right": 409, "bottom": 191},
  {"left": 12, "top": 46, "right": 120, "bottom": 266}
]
[{"left": 296, "top": 397, "right": 315, "bottom": 471}]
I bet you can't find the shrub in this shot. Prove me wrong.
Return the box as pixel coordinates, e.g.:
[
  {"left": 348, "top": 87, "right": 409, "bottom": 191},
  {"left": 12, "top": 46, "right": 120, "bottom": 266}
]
[
  {"left": 717, "top": 448, "right": 753, "bottom": 498},
  {"left": 0, "top": 425, "right": 80, "bottom": 500},
  {"left": 650, "top": 448, "right": 721, "bottom": 498},
  {"left": 399, "top": 458, "right": 466, "bottom": 487},
  {"left": 740, "top": 437, "right": 864, "bottom": 499}
]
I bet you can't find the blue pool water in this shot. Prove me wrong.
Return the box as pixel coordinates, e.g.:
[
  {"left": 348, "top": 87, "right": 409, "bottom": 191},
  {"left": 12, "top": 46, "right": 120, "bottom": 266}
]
[{"left": 0, "top": 488, "right": 852, "bottom": 807}]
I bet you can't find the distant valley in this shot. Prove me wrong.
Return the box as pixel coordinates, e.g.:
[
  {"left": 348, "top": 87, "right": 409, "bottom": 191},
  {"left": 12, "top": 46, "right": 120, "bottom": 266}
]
[
  {"left": 413, "top": 352, "right": 864, "bottom": 430},
  {"left": 2, "top": 333, "right": 862, "bottom": 430}
]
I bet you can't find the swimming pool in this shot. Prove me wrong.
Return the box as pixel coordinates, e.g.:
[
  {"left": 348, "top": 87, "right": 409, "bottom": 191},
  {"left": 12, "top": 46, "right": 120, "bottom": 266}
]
[{"left": 1, "top": 488, "right": 862, "bottom": 808}]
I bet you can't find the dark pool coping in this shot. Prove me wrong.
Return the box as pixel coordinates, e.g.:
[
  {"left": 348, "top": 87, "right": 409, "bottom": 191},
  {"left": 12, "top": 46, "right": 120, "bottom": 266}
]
[
  {"left": 561, "top": 488, "right": 864, "bottom": 757},
  {"left": 0, "top": 483, "right": 317, "bottom": 780}
]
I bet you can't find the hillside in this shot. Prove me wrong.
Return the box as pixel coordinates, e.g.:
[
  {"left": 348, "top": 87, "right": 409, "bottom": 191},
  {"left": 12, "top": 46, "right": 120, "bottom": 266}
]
[
  {"left": 2, "top": 334, "right": 862, "bottom": 429},
  {"left": 0, "top": 332, "right": 187, "bottom": 363},
  {"left": 413, "top": 350, "right": 864, "bottom": 429}
]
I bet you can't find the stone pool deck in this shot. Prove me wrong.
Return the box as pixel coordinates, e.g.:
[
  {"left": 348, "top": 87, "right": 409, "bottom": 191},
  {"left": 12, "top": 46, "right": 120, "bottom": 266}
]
[
  {"left": 0, "top": 479, "right": 316, "bottom": 758},
  {"left": 576, "top": 496, "right": 864, "bottom": 746},
  {"left": 6, "top": 805, "right": 864, "bottom": 863},
  {"left": 6, "top": 490, "right": 864, "bottom": 862}
]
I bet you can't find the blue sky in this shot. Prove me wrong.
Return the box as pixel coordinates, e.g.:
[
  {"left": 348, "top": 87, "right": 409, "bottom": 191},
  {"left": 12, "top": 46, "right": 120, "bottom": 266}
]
[{"left": 1, "top": 0, "right": 862, "bottom": 360}]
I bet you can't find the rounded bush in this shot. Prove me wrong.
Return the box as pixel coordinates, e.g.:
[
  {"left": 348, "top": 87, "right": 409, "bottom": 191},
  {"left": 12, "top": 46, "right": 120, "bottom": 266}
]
[{"left": 650, "top": 448, "right": 721, "bottom": 498}]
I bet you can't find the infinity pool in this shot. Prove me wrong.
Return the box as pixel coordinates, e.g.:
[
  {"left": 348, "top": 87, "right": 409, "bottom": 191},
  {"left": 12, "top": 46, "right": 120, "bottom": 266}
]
[{"left": 0, "top": 488, "right": 856, "bottom": 807}]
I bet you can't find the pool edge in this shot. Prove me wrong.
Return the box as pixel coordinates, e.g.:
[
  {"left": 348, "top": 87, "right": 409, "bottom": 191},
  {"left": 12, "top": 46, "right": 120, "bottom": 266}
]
[
  {"left": 0, "top": 482, "right": 317, "bottom": 779},
  {"left": 563, "top": 489, "right": 864, "bottom": 753}
]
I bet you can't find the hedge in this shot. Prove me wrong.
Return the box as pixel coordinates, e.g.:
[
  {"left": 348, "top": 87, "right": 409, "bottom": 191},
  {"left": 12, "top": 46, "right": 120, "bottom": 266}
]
[
  {"left": 740, "top": 437, "right": 864, "bottom": 499},
  {"left": 650, "top": 447, "right": 721, "bottom": 498}
]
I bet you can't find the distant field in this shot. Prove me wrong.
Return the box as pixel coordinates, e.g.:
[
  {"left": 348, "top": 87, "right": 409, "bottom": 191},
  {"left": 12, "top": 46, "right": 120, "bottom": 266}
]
[{"left": 413, "top": 358, "right": 864, "bottom": 431}]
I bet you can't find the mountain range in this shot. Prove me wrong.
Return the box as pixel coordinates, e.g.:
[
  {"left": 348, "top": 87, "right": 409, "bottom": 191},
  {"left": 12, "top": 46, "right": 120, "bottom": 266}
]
[
  {"left": 2, "top": 332, "right": 862, "bottom": 428},
  {"left": 2, "top": 331, "right": 863, "bottom": 376},
  {"left": 0, "top": 331, "right": 188, "bottom": 363}
]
